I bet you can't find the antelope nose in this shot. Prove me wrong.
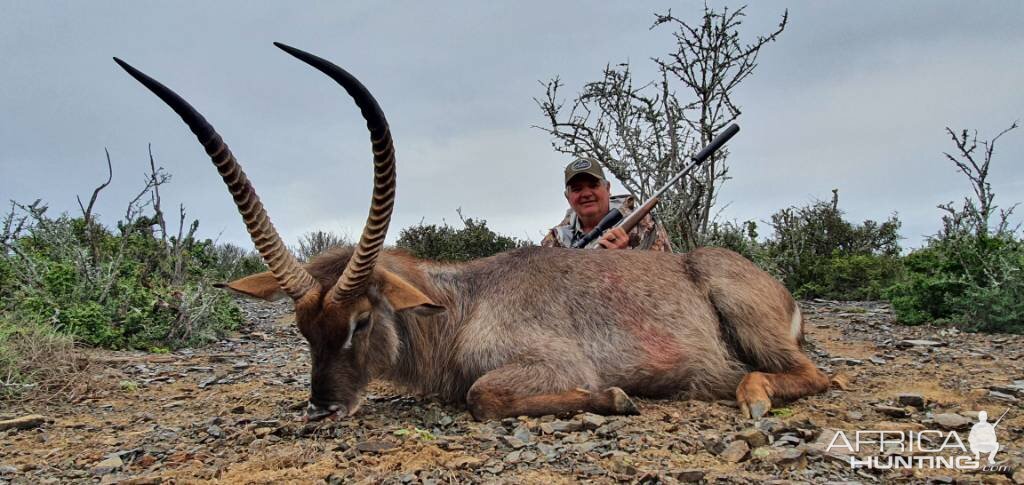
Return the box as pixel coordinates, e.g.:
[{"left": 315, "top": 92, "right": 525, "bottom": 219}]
[{"left": 304, "top": 401, "right": 342, "bottom": 421}]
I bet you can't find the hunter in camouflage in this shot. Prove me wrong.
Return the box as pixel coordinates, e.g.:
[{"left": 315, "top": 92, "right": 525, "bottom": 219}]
[{"left": 542, "top": 158, "right": 673, "bottom": 252}]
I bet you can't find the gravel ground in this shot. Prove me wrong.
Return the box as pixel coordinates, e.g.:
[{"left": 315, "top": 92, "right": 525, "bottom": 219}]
[{"left": 1, "top": 299, "right": 1023, "bottom": 484}]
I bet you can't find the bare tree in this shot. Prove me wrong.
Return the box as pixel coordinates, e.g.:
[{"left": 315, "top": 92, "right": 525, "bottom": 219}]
[
  {"left": 537, "top": 5, "right": 787, "bottom": 250},
  {"left": 939, "top": 121, "right": 1020, "bottom": 238},
  {"left": 76, "top": 149, "right": 113, "bottom": 264}
]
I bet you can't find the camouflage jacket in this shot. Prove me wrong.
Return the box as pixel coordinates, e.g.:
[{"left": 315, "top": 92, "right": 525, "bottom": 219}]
[{"left": 541, "top": 195, "right": 674, "bottom": 252}]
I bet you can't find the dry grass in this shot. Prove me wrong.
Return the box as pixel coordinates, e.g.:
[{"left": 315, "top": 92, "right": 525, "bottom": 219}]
[{"left": 0, "top": 319, "right": 92, "bottom": 403}]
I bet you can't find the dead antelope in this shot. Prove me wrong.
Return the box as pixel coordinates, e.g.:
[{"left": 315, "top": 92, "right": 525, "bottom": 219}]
[{"left": 115, "top": 43, "right": 830, "bottom": 421}]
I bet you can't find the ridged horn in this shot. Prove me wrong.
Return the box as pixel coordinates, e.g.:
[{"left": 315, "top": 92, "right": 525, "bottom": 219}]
[
  {"left": 113, "top": 57, "right": 318, "bottom": 301},
  {"left": 273, "top": 42, "right": 395, "bottom": 305}
]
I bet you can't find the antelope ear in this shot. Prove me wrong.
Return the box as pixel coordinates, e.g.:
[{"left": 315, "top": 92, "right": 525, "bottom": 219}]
[
  {"left": 378, "top": 269, "right": 445, "bottom": 315},
  {"left": 214, "top": 271, "right": 287, "bottom": 301}
]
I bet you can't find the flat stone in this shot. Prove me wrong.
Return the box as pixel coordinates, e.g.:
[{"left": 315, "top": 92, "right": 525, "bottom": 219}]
[
  {"left": 875, "top": 405, "right": 911, "bottom": 418},
  {"left": 933, "top": 413, "right": 972, "bottom": 430},
  {"left": 897, "top": 339, "right": 945, "bottom": 348},
  {"left": 768, "top": 448, "right": 807, "bottom": 469},
  {"left": 607, "top": 455, "right": 636, "bottom": 476},
  {"left": 578, "top": 413, "right": 607, "bottom": 430},
  {"left": 988, "top": 390, "right": 1018, "bottom": 402},
  {"left": 355, "top": 441, "right": 397, "bottom": 453},
  {"left": 897, "top": 394, "right": 926, "bottom": 409},
  {"left": 736, "top": 428, "right": 769, "bottom": 448},
  {"left": 91, "top": 455, "right": 124, "bottom": 475},
  {"left": 503, "top": 450, "right": 522, "bottom": 463},
  {"left": 718, "top": 440, "right": 750, "bottom": 463},
  {"left": 671, "top": 469, "right": 706, "bottom": 483},
  {"left": 502, "top": 436, "right": 528, "bottom": 449},
  {"left": 444, "top": 456, "right": 482, "bottom": 469},
  {"left": 541, "top": 420, "right": 583, "bottom": 434},
  {"left": 869, "top": 357, "right": 887, "bottom": 365},
  {"left": 830, "top": 357, "right": 863, "bottom": 366},
  {"left": 206, "top": 424, "right": 224, "bottom": 439}
]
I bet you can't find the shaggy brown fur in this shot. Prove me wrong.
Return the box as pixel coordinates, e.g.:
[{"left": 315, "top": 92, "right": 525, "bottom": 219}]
[{"left": 274, "top": 245, "right": 830, "bottom": 420}]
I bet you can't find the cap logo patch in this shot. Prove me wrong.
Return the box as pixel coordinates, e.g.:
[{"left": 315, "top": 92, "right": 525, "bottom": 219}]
[{"left": 571, "top": 159, "right": 592, "bottom": 170}]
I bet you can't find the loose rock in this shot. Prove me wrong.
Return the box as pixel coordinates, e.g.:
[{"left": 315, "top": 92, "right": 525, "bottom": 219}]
[
  {"left": 718, "top": 440, "right": 750, "bottom": 463},
  {"left": 932, "top": 413, "right": 972, "bottom": 430},
  {"left": 897, "top": 393, "right": 926, "bottom": 409}
]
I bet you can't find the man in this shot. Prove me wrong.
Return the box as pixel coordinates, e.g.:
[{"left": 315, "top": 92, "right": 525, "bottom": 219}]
[{"left": 542, "top": 157, "right": 673, "bottom": 252}]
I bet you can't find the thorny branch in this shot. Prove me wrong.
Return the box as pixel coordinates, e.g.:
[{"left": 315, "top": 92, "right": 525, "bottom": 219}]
[{"left": 940, "top": 120, "right": 1020, "bottom": 237}]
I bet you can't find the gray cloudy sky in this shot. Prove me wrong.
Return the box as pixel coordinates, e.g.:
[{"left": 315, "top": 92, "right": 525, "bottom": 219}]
[{"left": 2, "top": 1, "right": 1021, "bottom": 250}]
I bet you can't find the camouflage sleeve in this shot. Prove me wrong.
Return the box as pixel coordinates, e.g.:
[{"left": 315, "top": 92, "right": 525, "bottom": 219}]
[
  {"left": 630, "top": 212, "right": 674, "bottom": 253},
  {"left": 540, "top": 229, "right": 563, "bottom": 248}
]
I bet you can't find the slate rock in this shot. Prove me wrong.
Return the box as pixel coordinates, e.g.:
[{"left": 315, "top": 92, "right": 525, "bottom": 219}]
[
  {"left": 897, "top": 394, "right": 926, "bottom": 409},
  {"left": 736, "top": 428, "right": 769, "bottom": 447},
  {"left": 578, "top": 413, "right": 607, "bottom": 430},
  {"left": 91, "top": 455, "right": 124, "bottom": 475},
  {"left": 933, "top": 413, "right": 972, "bottom": 430},
  {"left": 355, "top": 441, "right": 397, "bottom": 453},
  {"left": 875, "top": 405, "right": 911, "bottom": 418},
  {"left": 718, "top": 440, "right": 750, "bottom": 463},
  {"left": 897, "top": 339, "right": 945, "bottom": 348},
  {"left": 540, "top": 420, "right": 583, "bottom": 434},
  {"left": 672, "top": 469, "right": 706, "bottom": 483}
]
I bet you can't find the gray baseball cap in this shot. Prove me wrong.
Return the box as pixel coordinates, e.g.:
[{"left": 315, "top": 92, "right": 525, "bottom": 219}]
[{"left": 564, "top": 157, "right": 607, "bottom": 185}]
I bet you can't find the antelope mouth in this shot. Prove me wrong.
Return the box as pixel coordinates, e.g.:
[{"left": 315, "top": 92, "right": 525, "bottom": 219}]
[{"left": 303, "top": 399, "right": 363, "bottom": 421}]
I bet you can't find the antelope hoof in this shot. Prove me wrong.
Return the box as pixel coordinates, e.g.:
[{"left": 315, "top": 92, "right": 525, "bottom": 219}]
[
  {"left": 606, "top": 387, "right": 639, "bottom": 415},
  {"left": 737, "top": 372, "right": 773, "bottom": 419},
  {"left": 742, "top": 399, "right": 771, "bottom": 420}
]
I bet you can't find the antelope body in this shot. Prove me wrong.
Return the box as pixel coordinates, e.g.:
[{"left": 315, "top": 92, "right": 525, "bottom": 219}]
[{"left": 115, "top": 44, "right": 829, "bottom": 421}]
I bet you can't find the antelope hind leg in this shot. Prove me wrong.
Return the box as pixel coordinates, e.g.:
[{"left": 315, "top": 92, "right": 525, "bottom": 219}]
[
  {"left": 466, "top": 365, "right": 639, "bottom": 420},
  {"left": 735, "top": 358, "right": 830, "bottom": 419}
]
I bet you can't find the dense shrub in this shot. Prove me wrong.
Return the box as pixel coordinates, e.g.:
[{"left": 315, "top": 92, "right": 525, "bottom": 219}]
[
  {"left": 397, "top": 212, "right": 528, "bottom": 262},
  {"left": 704, "top": 220, "right": 781, "bottom": 278},
  {"left": 1, "top": 204, "right": 244, "bottom": 350},
  {"left": 708, "top": 190, "right": 902, "bottom": 300},
  {"left": 888, "top": 230, "right": 1023, "bottom": 332},
  {"left": 294, "top": 230, "right": 350, "bottom": 262},
  {"left": 887, "top": 122, "right": 1022, "bottom": 333}
]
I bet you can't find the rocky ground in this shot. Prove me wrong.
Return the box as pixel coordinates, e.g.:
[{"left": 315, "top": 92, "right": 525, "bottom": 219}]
[{"left": 1, "top": 299, "right": 1023, "bottom": 484}]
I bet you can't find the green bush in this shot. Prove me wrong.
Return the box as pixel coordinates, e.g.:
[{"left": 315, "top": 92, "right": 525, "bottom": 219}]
[
  {"left": 888, "top": 232, "right": 1023, "bottom": 332},
  {"left": 887, "top": 122, "right": 1022, "bottom": 333},
  {"left": 794, "top": 253, "right": 902, "bottom": 301},
  {"left": 705, "top": 220, "right": 782, "bottom": 279},
  {"left": 2, "top": 196, "right": 248, "bottom": 351},
  {"left": 397, "top": 213, "right": 528, "bottom": 262},
  {"left": 715, "top": 190, "right": 902, "bottom": 300}
]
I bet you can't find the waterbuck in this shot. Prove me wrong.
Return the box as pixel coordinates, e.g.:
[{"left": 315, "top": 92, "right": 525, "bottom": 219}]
[{"left": 115, "top": 43, "right": 830, "bottom": 421}]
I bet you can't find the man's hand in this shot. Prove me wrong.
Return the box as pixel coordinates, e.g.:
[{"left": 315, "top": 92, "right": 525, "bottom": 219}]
[{"left": 597, "top": 227, "right": 630, "bottom": 250}]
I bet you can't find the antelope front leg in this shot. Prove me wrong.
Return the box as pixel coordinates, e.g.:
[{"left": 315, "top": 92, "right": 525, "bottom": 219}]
[{"left": 465, "top": 365, "right": 639, "bottom": 420}]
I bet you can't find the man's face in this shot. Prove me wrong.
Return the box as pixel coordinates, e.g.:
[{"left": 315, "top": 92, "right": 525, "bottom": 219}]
[{"left": 565, "top": 175, "right": 610, "bottom": 221}]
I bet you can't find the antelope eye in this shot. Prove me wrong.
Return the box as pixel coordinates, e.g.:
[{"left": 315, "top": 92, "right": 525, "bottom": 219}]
[{"left": 353, "top": 313, "right": 372, "bottom": 333}]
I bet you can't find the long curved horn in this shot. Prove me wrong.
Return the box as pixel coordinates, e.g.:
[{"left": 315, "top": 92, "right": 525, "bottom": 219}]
[
  {"left": 113, "top": 57, "right": 318, "bottom": 301},
  {"left": 273, "top": 43, "right": 396, "bottom": 305}
]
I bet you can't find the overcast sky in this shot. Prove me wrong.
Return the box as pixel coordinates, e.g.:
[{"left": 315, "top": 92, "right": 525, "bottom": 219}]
[{"left": 2, "top": 1, "right": 1021, "bottom": 251}]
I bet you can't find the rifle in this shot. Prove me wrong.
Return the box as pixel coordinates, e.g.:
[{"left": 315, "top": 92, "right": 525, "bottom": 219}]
[
  {"left": 993, "top": 407, "right": 1010, "bottom": 427},
  {"left": 571, "top": 123, "right": 741, "bottom": 249}
]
